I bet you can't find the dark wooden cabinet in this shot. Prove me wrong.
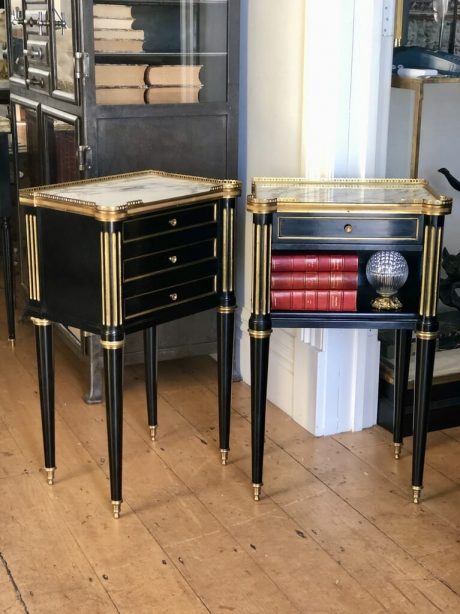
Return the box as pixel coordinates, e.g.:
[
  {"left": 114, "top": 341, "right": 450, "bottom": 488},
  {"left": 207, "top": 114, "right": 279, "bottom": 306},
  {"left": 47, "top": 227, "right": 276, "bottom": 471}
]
[{"left": 5, "top": 0, "right": 240, "bottom": 400}]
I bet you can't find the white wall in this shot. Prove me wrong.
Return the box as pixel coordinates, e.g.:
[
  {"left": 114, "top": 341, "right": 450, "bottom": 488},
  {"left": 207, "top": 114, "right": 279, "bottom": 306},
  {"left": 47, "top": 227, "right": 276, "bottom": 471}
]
[{"left": 237, "top": 0, "right": 395, "bottom": 435}]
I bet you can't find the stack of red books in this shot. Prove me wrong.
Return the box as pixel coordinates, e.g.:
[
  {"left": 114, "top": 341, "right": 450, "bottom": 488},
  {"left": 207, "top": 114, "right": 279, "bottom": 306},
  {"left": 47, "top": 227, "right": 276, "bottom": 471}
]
[{"left": 270, "top": 253, "right": 358, "bottom": 311}]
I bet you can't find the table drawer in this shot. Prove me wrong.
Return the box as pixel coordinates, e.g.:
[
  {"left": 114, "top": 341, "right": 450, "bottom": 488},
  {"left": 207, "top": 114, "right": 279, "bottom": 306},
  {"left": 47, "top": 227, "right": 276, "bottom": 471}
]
[
  {"left": 274, "top": 215, "right": 422, "bottom": 244},
  {"left": 124, "top": 275, "right": 216, "bottom": 320},
  {"left": 123, "top": 223, "right": 217, "bottom": 260},
  {"left": 123, "top": 238, "right": 215, "bottom": 280},
  {"left": 123, "top": 203, "right": 216, "bottom": 242}
]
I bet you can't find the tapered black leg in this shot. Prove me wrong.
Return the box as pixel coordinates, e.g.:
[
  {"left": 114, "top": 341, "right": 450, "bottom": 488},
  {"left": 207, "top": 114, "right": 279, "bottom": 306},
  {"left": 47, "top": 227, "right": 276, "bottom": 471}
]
[
  {"left": 144, "top": 326, "right": 158, "bottom": 441},
  {"left": 217, "top": 308, "right": 235, "bottom": 464},
  {"left": 102, "top": 337, "right": 124, "bottom": 518},
  {"left": 33, "top": 318, "right": 55, "bottom": 485},
  {"left": 393, "top": 329, "right": 412, "bottom": 458},
  {"left": 1, "top": 216, "right": 15, "bottom": 344},
  {"left": 250, "top": 331, "right": 271, "bottom": 500},
  {"left": 412, "top": 331, "right": 437, "bottom": 503}
]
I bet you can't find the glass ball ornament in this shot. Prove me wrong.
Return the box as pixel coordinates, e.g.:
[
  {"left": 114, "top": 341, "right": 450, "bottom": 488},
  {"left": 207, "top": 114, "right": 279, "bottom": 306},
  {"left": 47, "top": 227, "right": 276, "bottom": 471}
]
[{"left": 366, "top": 251, "right": 409, "bottom": 310}]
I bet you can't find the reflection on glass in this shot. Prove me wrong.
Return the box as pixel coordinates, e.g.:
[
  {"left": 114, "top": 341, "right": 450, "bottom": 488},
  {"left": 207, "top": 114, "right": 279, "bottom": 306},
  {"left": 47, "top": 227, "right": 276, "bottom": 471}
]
[
  {"left": 53, "top": 0, "right": 75, "bottom": 95},
  {"left": 10, "top": 0, "right": 25, "bottom": 78},
  {"left": 93, "top": 0, "right": 228, "bottom": 105},
  {"left": 44, "top": 116, "right": 78, "bottom": 183}
]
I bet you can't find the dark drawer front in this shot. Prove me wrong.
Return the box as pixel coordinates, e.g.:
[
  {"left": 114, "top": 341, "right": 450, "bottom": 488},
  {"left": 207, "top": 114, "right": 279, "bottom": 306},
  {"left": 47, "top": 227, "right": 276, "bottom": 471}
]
[
  {"left": 124, "top": 238, "right": 215, "bottom": 280},
  {"left": 123, "top": 223, "right": 217, "bottom": 260},
  {"left": 124, "top": 275, "right": 216, "bottom": 320},
  {"left": 123, "top": 203, "right": 216, "bottom": 242},
  {"left": 27, "top": 67, "right": 50, "bottom": 93},
  {"left": 26, "top": 39, "right": 49, "bottom": 68},
  {"left": 274, "top": 215, "right": 422, "bottom": 244}
]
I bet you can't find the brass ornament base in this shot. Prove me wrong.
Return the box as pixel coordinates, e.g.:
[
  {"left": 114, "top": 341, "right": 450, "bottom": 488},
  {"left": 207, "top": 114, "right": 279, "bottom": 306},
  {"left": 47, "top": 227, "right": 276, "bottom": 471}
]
[
  {"left": 394, "top": 443, "right": 402, "bottom": 460},
  {"left": 253, "top": 483, "right": 262, "bottom": 501},
  {"left": 412, "top": 486, "right": 422, "bottom": 504},
  {"left": 371, "top": 295, "right": 403, "bottom": 311},
  {"left": 149, "top": 425, "right": 157, "bottom": 442},
  {"left": 8, "top": 338, "right": 15, "bottom": 349},
  {"left": 220, "top": 449, "right": 229, "bottom": 465},
  {"left": 112, "top": 500, "right": 122, "bottom": 519},
  {"left": 45, "top": 467, "right": 55, "bottom": 485}
]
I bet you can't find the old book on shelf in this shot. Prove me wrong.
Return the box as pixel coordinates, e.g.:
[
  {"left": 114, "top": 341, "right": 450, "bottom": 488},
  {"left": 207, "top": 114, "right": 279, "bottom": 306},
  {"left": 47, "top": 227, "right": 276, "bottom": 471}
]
[
  {"left": 93, "top": 4, "right": 133, "bottom": 20},
  {"left": 95, "top": 64, "right": 148, "bottom": 87},
  {"left": 93, "top": 16, "right": 135, "bottom": 30},
  {"left": 271, "top": 271, "right": 358, "bottom": 290},
  {"left": 145, "top": 65, "right": 203, "bottom": 87},
  {"left": 94, "top": 39, "right": 144, "bottom": 53},
  {"left": 96, "top": 85, "right": 202, "bottom": 105},
  {"left": 271, "top": 290, "right": 358, "bottom": 312},
  {"left": 94, "top": 29, "right": 144, "bottom": 41},
  {"left": 271, "top": 253, "right": 359, "bottom": 272}
]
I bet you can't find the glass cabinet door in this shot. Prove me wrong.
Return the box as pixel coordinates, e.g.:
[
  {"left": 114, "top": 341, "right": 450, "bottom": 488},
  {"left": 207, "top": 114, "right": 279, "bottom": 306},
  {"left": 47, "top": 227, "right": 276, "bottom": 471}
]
[
  {"left": 9, "top": 0, "right": 26, "bottom": 81},
  {"left": 51, "top": 0, "right": 78, "bottom": 101},
  {"left": 42, "top": 108, "right": 80, "bottom": 183},
  {"left": 93, "top": 0, "right": 229, "bottom": 105}
]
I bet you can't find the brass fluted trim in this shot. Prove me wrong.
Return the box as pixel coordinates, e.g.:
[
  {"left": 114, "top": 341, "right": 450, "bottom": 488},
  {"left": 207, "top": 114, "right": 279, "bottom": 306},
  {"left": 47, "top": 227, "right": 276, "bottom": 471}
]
[
  {"left": 220, "top": 449, "right": 229, "bottom": 465},
  {"left": 100, "top": 339, "right": 125, "bottom": 350},
  {"left": 31, "top": 317, "right": 51, "bottom": 327},
  {"left": 217, "top": 306, "right": 236, "bottom": 314},
  {"left": 394, "top": 0, "right": 404, "bottom": 46},
  {"left": 420, "top": 225, "right": 444, "bottom": 317},
  {"left": 229, "top": 207, "right": 234, "bottom": 292},
  {"left": 262, "top": 224, "right": 271, "bottom": 315},
  {"left": 101, "top": 231, "right": 122, "bottom": 326},
  {"left": 415, "top": 330, "right": 438, "bottom": 341},
  {"left": 45, "top": 467, "right": 55, "bottom": 485},
  {"left": 112, "top": 500, "right": 122, "bottom": 519},
  {"left": 222, "top": 207, "right": 229, "bottom": 292},
  {"left": 26, "top": 214, "right": 40, "bottom": 301},
  {"left": 249, "top": 329, "right": 272, "bottom": 339},
  {"left": 412, "top": 486, "right": 422, "bottom": 504},
  {"left": 253, "top": 223, "right": 260, "bottom": 315},
  {"left": 253, "top": 483, "right": 262, "bottom": 501}
]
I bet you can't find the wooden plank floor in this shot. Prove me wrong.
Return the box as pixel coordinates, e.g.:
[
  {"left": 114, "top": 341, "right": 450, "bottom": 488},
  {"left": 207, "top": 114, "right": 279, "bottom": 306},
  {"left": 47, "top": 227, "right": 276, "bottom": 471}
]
[{"left": 0, "top": 315, "right": 459, "bottom": 613}]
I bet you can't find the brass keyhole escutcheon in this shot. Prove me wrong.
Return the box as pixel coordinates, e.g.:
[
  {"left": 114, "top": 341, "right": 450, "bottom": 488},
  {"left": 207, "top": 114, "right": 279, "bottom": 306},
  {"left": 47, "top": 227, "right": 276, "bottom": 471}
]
[
  {"left": 170, "top": 293, "right": 178, "bottom": 301},
  {"left": 169, "top": 218, "right": 177, "bottom": 227},
  {"left": 344, "top": 224, "right": 353, "bottom": 234},
  {"left": 169, "top": 255, "right": 178, "bottom": 264}
]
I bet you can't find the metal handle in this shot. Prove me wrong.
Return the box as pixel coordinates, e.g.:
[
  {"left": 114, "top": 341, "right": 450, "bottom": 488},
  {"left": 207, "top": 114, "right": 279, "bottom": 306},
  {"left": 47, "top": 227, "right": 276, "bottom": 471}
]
[
  {"left": 170, "top": 293, "right": 178, "bottom": 301},
  {"left": 26, "top": 76, "right": 45, "bottom": 88},
  {"left": 168, "top": 255, "right": 178, "bottom": 264},
  {"left": 30, "top": 48, "right": 43, "bottom": 59},
  {"left": 344, "top": 224, "right": 353, "bottom": 234},
  {"left": 11, "top": 8, "right": 24, "bottom": 25},
  {"left": 169, "top": 218, "right": 177, "bottom": 227}
]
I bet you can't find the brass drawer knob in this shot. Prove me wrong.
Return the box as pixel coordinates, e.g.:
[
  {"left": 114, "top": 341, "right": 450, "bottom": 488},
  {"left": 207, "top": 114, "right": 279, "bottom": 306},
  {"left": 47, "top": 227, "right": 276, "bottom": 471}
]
[
  {"left": 170, "top": 293, "right": 178, "bottom": 301},
  {"left": 344, "top": 224, "right": 353, "bottom": 234},
  {"left": 169, "top": 255, "right": 178, "bottom": 264},
  {"left": 169, "top": 218, "right": 177, "bottom": 227}
]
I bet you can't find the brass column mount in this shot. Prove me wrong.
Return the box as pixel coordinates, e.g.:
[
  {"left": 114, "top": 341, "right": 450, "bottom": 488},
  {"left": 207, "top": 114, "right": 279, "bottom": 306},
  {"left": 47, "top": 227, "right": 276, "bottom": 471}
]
[
  {"left": 45, "top": 467, "right": 55, "bottom": 485},
  {"left": 253, "top": 483, "right": 262, "bottom": 502},
  {"left": 220, "top": 449, "right": 229, "bottom": 465},
  {"left": 112, "top": 500, "right": 122, "bottom": 519}
]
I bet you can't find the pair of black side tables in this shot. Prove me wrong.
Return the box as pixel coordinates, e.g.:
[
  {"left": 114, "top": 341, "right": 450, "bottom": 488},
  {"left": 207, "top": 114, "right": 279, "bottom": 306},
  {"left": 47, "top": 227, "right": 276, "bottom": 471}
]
[{"left": 19, "top": 172, "right": 452, "bottom": 517}]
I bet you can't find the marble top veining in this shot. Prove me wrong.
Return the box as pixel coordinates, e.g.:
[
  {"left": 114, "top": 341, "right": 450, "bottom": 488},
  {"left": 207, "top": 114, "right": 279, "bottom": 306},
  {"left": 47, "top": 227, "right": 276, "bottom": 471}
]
[
  {"left": 34, "top": 173, "right": 222, "bottom": 209},
  {"left": 253, "top": 182, "right": 440, "bottom": 205}
]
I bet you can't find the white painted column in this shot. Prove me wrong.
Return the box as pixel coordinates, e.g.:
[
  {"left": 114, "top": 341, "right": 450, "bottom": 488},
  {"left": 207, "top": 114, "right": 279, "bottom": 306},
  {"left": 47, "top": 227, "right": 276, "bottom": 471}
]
[{"left": 237, "top": 0, "right": 396, "bottom": 436}]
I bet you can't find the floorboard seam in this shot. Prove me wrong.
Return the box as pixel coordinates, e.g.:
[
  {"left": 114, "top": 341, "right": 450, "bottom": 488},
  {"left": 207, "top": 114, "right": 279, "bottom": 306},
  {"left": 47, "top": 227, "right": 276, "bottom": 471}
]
[{"left": 0, "top": 550, "right": 30, "bottom": 613}]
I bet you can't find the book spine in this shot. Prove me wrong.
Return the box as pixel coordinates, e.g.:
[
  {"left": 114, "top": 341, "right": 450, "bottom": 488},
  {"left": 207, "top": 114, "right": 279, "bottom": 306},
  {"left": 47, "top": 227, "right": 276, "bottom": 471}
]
[
  {"left": 271, "top": 271, "right": 358, "bottom": 290},
  {"left": 270, "top": 290, "right": 357, "bottom": 311},
  {"left": 271, "top": 254, "right": 358, "bottom": 272}
]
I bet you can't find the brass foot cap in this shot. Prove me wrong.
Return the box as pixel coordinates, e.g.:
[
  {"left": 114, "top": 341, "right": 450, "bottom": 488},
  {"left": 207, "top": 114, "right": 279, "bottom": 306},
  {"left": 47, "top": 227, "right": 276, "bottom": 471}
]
[
  {"left": 220, "top": 449, "right": 229, "bottom": 465},
  {"left": 394, "top": 443, "right": 402, "bottom": 460},
  {"left": 149, "top": 425, "right": 158, "bottom": 442},
  {"left": 253, "top": 483, "right": 262, "bottom": 502},
  {"left": 45, "top": 467, "right": 55, "bottom": 486},
  {"left": 112, "top": 500, "right": 122, "bottom": 519},
  {"left": 8, "top": 338, "right": 15, "bottom": 349},
  {"left": 413, "top": 486, "right": 422, "bottom": 504}
]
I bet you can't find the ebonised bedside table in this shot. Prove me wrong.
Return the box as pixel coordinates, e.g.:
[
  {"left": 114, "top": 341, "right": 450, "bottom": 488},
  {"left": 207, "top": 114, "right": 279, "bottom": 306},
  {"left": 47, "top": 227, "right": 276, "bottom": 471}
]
[
  {"left": 20, "top": 170, "right": 241, "bottom": 518},
  {"left": 247, "top": 177, "right": 452, "bottom": 504}
]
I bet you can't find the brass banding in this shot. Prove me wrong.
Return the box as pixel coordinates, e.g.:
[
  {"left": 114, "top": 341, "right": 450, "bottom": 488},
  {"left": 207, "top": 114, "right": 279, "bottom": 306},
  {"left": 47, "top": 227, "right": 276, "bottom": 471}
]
[
  {"left": 415, "top": 331, "right": 438, "bottom": 341},
  {"left": 31, "top": 317, "right": 51, "bottom": 326},
  {"left": 249, "top": 329, "right": 272, "bottom": 339},
  {"left": 100, "top": 339, "right": 125, "bottom": 350},
  {"left": 217, "top": 306, "right": 236, "bottom": 314}
]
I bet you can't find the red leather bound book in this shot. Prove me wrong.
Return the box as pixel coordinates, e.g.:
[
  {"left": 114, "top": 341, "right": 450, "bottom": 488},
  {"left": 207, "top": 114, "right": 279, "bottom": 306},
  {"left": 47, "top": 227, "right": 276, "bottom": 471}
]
[
  {"left": 271, "top": 271, "right": 358, "bottom": 290},
  {"left": 271, "top": 290, "right": 357, "bottom": 311},
  {"left": 271, "top": 253, "right": 359, "bottom": 272}
]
